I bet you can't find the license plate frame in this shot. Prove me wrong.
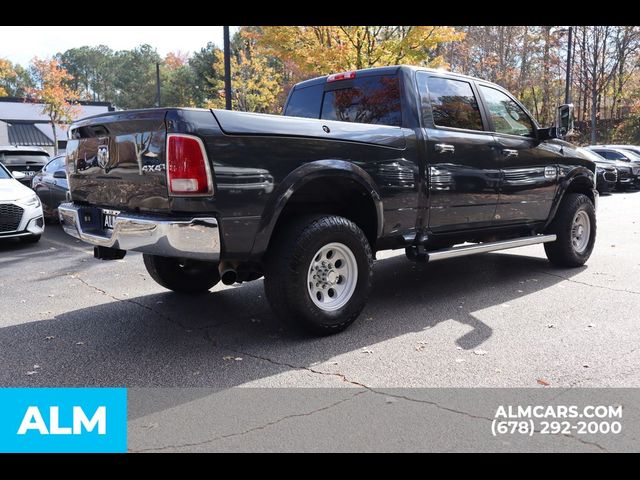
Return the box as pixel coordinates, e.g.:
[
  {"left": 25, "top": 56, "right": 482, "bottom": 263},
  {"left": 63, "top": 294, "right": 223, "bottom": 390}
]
[{"left": 102, "top": 208, "right": 121, "bottom": 230}]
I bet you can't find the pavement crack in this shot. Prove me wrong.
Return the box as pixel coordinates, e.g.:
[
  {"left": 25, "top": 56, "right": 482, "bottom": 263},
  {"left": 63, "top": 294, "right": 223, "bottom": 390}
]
[
  {"left": 536, "top": 270, "right": 640, "bottom": 295},
  {"left": 208, "top": 344, "right": 612, "bottom": 451},
  {"left": 70, "top": 274, "right": 117, "bottom": 300},
  {"left": 130, "top": 390, "right": 365, "bottom": 452},
  {"left": 209, "top": 338, "right": 492, "bottom": 422},
  {"left": 69, "top": 273, "right": 184, "bottom": 327},
  {"left": 68, "top": 272, "right": 243, "bottom": 332},
  {"left": 561, "top": 433, "right": 608, "bottom": 452},
  {"left": 217, "top": 344, "right": 369, "bottom": 389}
]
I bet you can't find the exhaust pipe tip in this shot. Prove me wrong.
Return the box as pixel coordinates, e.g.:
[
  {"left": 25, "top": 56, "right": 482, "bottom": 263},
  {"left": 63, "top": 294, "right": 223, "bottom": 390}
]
[{"left": 221, "top": 269, "right": 237, "bottom": 285}]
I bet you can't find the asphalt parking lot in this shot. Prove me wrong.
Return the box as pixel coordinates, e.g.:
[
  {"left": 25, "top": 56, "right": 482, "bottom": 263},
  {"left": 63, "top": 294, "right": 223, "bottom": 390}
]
[{"left": 1, "top": 191, "right": 640, "bottom": 391}]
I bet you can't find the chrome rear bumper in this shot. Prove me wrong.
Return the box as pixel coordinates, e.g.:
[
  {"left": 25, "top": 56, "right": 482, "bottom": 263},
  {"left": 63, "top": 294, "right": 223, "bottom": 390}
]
[{"left": 58, "top": 203, "right": 220, "bottom": 261}]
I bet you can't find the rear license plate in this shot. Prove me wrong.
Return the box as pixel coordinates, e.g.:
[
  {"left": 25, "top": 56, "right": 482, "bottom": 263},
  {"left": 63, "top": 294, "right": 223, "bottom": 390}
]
[{"left": 102, "top": 209, "right": 121, "bottom": 230}]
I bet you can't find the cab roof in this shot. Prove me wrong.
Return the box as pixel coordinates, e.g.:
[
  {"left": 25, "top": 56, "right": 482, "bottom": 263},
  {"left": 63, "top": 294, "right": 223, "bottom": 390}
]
[{"left": 292, "top": 65, "right": 500, "bottom": 90}]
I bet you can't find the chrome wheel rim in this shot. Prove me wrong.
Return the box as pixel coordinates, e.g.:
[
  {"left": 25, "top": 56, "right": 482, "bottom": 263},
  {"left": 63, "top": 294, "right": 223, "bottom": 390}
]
[
  {"left": 307, "top": 242, "right": 358, "bottom": 311},
  {"left": 571, "top": 210, "right": 591, "bottom": 254}
]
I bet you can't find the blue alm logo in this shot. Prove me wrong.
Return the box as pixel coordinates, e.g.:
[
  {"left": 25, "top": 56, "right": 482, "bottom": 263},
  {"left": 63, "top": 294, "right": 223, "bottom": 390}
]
[{"left": 0, "top": 388, "right": 127, "bottom": 453}]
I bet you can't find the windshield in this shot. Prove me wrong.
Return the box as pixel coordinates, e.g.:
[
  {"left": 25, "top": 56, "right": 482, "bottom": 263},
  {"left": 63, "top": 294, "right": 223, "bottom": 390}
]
[
  {"left": 579, "top": 148, "right": 606, "bottom": 163},
  {"left": 0, "top": 163, "right": 12, "bottom": 179},
  {"left": 0, "top": 153, "right": 49, "bottom": 165}
]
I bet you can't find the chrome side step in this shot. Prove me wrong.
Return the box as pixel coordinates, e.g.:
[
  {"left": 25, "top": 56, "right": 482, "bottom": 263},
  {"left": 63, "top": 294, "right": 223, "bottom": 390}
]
[{"left": 408, "top": 234, "right": 557, "bottom": 263}]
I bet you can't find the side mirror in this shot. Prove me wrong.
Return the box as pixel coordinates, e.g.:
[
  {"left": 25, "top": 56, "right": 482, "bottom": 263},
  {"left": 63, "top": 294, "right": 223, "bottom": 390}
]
[
  {"left": 53, "top": 170, "right": 67, "bottom": 179},
  {"left": 12, "top": 171, "right": 26, "bottom": 180},
  {"left": 556, "top": 103, "right": 574, "bottom": 137}
]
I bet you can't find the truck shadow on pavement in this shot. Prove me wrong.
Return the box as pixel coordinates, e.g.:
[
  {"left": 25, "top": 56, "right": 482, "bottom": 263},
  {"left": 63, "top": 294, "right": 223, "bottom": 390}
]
[{"left": 0, "top": 250, "right": 582, "bottom": 411}]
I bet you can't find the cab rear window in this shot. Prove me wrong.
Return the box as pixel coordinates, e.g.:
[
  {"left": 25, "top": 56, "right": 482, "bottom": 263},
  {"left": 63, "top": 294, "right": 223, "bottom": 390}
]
[
  {"left": 321, "top": 75, "right": 401, "bottom": 127},
  {"left": 284, "top": 75, "right": 402, "bottom": 127}
]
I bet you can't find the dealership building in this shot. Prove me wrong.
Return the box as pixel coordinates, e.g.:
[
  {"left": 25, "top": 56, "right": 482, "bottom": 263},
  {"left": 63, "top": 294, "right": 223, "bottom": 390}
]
[{"left": 0, "top": 97, "right": 113, "bottom": 155}]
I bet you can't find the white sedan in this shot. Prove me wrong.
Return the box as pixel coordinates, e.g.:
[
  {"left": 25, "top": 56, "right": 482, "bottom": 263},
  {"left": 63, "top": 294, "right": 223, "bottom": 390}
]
[{"left": 0, "top": 163, "right": 44, "bottom": 243}]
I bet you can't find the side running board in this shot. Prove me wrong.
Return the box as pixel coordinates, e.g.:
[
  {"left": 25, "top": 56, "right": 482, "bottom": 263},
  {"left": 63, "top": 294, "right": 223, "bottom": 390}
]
[{"left": 407, "top": 234, "right": 557, "bottom": 263}]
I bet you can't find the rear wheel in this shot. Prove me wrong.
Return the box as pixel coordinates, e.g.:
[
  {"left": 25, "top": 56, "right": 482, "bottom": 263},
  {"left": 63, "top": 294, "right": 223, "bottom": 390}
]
[
  {"left": 264, "top": 215, "right": 373, "bottom": 336},
  {"left": 143, "top": 254, "right": 220, "bottom": 293},
  {"left": 544, "top": 193, "right": 596, "bottom": 267}
]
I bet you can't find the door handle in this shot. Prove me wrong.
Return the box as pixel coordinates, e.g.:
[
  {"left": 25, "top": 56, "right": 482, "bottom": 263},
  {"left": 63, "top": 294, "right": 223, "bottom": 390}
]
[
  {"left": 502, "top": 149, "right": 519, "bottom": 157},
  {"left": 435, "top": 143, "right": 455, "bottom": 154}
]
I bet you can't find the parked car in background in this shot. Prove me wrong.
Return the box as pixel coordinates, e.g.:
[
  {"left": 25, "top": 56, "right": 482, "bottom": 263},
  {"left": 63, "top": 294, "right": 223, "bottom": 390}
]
[
  {"left": 0, "top": 146, "right": 50, "bottom": 187},
  {"left": 31, "top": 155, "right": 69, "bottom": 221},
  {"left": 0, "top": 162, "right": 44, "bottom": 243},
  {"left": 578, "top": 148, "right": 617, "bottom": 194},
  {"left": 586, "top": 146, "right": 640, "bottom": 188},
  {"left": 598, "top": 144, "right": 640, "bottom": 157}
]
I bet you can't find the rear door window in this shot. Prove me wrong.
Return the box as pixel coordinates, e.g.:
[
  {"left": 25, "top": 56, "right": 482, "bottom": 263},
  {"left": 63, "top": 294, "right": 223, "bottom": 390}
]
[{"left": 320, "top": 75, "right": 402, "bottom": 127}]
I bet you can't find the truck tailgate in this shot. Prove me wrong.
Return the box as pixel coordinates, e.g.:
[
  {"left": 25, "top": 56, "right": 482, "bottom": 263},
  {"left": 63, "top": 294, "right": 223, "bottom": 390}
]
[{"left": 66, "top": 110, "right": 169, "bottom": 212}]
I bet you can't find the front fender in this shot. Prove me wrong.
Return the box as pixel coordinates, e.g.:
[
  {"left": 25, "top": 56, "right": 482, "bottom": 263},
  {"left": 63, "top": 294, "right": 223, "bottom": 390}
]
[
  {"left": 544, "top": 165, "right": 596, "bottom": 229},
  {"left": 250, "top": 159, "right": 384, "bottom": 257}
]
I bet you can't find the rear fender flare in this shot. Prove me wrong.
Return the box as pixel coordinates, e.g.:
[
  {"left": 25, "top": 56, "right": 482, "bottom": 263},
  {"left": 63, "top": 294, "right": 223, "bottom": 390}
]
[{"left": 250, "top": 159, "right": 384, "bottom": 257}]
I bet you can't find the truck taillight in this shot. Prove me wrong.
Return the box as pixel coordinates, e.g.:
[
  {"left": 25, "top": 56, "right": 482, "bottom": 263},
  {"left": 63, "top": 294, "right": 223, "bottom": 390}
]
[
  {"left": 327, "top": 71, "right": 356, "bottom": 83},
  {"left": 166, "top": 134, "right": 213, "bottom": 196}
]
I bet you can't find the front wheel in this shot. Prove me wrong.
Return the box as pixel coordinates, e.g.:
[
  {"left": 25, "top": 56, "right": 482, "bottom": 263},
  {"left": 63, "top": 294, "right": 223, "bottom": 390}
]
[
  {"left": 264, "top": 215, "right": 373, "bottom": 336},
  {"left": 143, "top": 254, "right": 220, "bottom": 293},
  {"left": 544, "top": 193, "right": 596, "bottom": 267}
]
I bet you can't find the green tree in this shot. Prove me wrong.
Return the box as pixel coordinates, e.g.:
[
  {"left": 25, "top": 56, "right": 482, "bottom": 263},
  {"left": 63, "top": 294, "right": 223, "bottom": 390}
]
[
  {"left": 0, "top": 58, "right": 33, "bottom": 96},
  {"left": 111, "top": 44, "right": 162, "bottom": 109},
  {"left": 161, "top": 52, "right": 197, "bottom": 107},
  {"left": 188, "top": 42, "right": 225, "bottom": 106},
  {"left": 57, "top": 45, "right": 116, "bottom": 102}
]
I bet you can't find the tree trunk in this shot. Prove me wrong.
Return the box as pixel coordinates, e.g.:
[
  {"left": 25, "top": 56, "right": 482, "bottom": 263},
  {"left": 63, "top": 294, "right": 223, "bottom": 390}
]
[
  {"left": 541, "top": 26, "right": 552, "bottom": 125},
  {"left": 581, "top": 28, "right": 588, "bottom": 124},
  {"left": 518, "top": 26, "right": 530, "bottom": 98},
  {"left": 590, "top": 84, "right": 598, "bottom": 144},
  {"left": 51, "top": 121, "right": 58, "bottom": 156}
]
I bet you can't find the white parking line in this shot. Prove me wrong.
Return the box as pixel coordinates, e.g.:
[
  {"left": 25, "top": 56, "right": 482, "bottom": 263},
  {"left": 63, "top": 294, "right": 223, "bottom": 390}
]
[{"left": 42, "top": 237, "right": 93, "bottom": 255}]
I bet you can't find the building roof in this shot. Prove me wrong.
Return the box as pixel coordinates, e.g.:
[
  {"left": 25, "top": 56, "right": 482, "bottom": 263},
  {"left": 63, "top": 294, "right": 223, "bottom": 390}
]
[
  {"left": 0, "top": 97, "right": 113, "bottom": 149},
  {"left": 0, "top": 97, "right": 113, "bottom": 123},
  {"left": 7, "top": 121, "right": 54, "bottom": 146}
]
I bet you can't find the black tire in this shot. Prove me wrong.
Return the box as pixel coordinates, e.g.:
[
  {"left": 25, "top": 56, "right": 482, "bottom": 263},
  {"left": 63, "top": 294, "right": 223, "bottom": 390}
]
[
  {"left": 143, "top": 254, "right": 220, "bottom": 293},
  {"left": 544, "top": 193, "right": 596, "bottom": 267},
  {"left": 264, "top": 215, "right": 373, "bottom": 336},
  {"left": 20, "top": 234, "right": 41, "bottom": 244}
]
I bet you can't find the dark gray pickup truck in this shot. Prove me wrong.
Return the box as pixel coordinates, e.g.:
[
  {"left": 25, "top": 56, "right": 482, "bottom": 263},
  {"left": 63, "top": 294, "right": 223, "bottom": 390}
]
[{"left": 59, "top": 65, "right": 597, "bottom": 335}]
